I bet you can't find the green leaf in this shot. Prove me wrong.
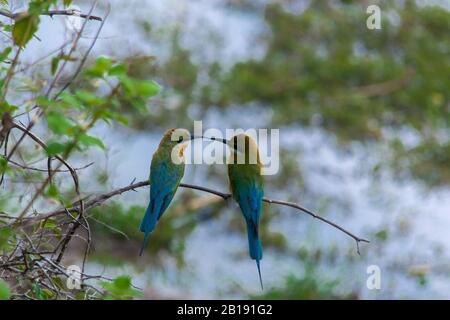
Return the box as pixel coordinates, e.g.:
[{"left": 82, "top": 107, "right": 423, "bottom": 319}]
[
  {"left": 51, "top": 56, "right": 60, "bottom": 75},
  {"left": 0, "top": 227, "right": 13, "bottom": 250},
  {"left": 100, "top": 275, "right": 141, "bottom": 300},
  {"left": 119, "top": 76, "right": 161, "bottom": 98},
  {"left": 33, "top": 283, "right": 46, "bottom": 300},
  {"left": 35, "top": 96, "right": 52, "bottom": 107},
  {"left": 108, "top": 63, "right": 128, "bottom": 76},
  {"left": 59, "top": 92, "right": 83, "bottom": 109},
  {"left": 85, "top": 56, "right": 112, "bottom": 78},
  {"left": 75, "top": 90, "right": 105, "bottom": 106},
  {"left": 118, "top": 75, "right": 136, "bottom": 96},
  {"left": 45, "top": 142, "right": 67, "bottom": 156},
  {"left": 46, "top": 111, "right": 74, "bottom": 135},
  {"left": 28, "top": 1, "right": 53, "bottom": 15},
  {"left": 135, "top": 80, "right": 161, "bottom": 97},
  {"left": 114, "top": 276, "right": 131, "bottom": 290},
  {"left": 0, "top": 280, "right": 10, "bottom": 300},
  {"left": 47, "top": 184, "right": 59, "bottom": 198},
  {"left": 2, "top": 24, "right": 12, "bottom": 32},
  {"left": 0, "top": 156, "right": 8, "bottom": 174},
  {"left": 12, "top": 14, "right": 39, "bottom": 47},
  {"left": 79, "top": 133, "right": 105, "bottom": 150},
  {"left": 105, "top": 110, "right": 129, "bottom": 126},
  {"left": 0, "top": 47, "right": 12, "bottom": 62},
  {"left": 375, "top": 230, "right": 388, "bottom": 241},
  {"left": 95, "top": 56, "right": 112, "bottom": 69},
  {"left": 42, "top": 219, "right": 57, "bottom": 229}
]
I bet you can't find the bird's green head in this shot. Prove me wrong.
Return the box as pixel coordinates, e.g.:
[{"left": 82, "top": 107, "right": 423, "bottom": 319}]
[
  {"left": 159, "top": 128, "right": 192, "bottom": 164},
  {"left": 204, "top": 133, "right": 262, "bottom": 165},
  {"left": 227, "top": 134, "right": 262, "bottom": 166}
]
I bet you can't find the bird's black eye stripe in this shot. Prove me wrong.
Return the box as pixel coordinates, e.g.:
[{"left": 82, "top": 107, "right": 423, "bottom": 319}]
[{"left": 178, "top": 136, "right": 184, "bottom": 143}]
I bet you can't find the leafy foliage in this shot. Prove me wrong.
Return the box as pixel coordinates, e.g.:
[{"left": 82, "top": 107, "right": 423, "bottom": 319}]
[
  {"left": 100, "top": 275, "right": 141, "bottom": 300},
  {"left": 0, "top": 280, "right": 11, "bottom": 300},
  {"left": 0, "top": 0, "right": 162, "bottom": 300}
]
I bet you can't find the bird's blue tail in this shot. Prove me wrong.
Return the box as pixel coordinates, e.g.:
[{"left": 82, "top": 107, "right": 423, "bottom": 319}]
[
  {"left": 246, "top": 222, "right": 262, "bottom": 260},
  {"left": 246, "top": 222, "right": 263, "bottom": 290},
  {"left": 139, "top": 201, "right": 159, "bottom": 256},
  {"left": 256, "top": 259, "right": 263, "bottom": 290}
]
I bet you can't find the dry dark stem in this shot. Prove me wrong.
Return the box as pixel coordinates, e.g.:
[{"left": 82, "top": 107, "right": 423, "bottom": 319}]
[
  {"left": 0, "top": 45, "right": 22, "bottom": 106},
  {"left": 44, "top": 2, "right": 98, "bottom": 98},
  {"left": 55, "top": 220, "right": 80, "bottom": 264},
  {"left": 0, "top": 9, "right": 103, "bottom": 21},
  {"left": 9, "top": 123, "right": 81, "bottom": 221},
  {"left": 4, "top": 158, "right": 94, "bottom": 173},
  {"left": 54, "top": 3, "right": 110, "bottom": 99},
  {"left": 11, "top": 123, "right": 79, "bottom": 188},
  {"left": 14, "top": 40, "right": 73, "bottom": 75},
  {"left": 262, "top": 198, "right": 370, "bottom": 254}
]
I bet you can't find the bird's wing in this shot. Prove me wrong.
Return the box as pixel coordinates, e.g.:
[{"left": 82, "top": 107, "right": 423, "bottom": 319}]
[
  {"left": 236, "top": 181, "right": 263, "bottom": 234},
  {"left": 157, "top": 189, "right": 177, "bottom": 220},
  {"left": 149, "top": 160, "right": 183, "bottom": 218}
]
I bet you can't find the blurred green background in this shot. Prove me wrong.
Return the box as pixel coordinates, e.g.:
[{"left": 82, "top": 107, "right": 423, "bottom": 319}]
[{"left": 2, "top": 0, "right": 450, "bottom": 299}]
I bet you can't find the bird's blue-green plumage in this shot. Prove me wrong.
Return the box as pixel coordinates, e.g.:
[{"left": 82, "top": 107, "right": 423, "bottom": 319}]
[
  {"left": 139, "top": 129, "right": 187, "bottom": 256},
  {"left": 227, "top": 134, "right": 264, "bottom": 289}
]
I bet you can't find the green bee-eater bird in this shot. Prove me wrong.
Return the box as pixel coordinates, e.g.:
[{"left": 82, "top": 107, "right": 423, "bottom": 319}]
[
  {"left": 226, "top": 134, "right": 265, "bottom": 289},
  {"left": 139, "top": 128, "right": 193, "bottom": 256}
]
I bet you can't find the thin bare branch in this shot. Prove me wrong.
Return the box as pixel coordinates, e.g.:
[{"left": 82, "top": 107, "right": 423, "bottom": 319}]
[
  {"left": 0, "top": 9, "right": 103, "bottom": 21},
  {"left": 17, "top": 179, "right": 369, "bottom": 254},
  {"left": 9, "top": 122, "right": 81, "bottom": 221},
  {"left": 4, "top": 158, "right": 94, "bottom": 173},
  {"left": 54, "top": 3, "right": 110, "bottom": 99},
  {"left": 262, "top": 198, "right": 370, "bottom": 254}
]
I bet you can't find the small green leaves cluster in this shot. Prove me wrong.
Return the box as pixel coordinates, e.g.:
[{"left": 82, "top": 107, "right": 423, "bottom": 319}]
[
  {"left": 11, "top": 1, "right": 57, "bottom": 47},
  {"left": 34, "top": 55, "right": 160, "bottom": 157},
  {"left": 100, "top": 275, "right": 141, "bottom": 300}
]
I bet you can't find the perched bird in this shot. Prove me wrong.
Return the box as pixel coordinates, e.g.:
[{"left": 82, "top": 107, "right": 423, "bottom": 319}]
[
  {"left": 139, "top": 128, "right": 192, "bottom": 256},
  {"left": 226, "top": 134, "right": 265, "bottom": 289}
]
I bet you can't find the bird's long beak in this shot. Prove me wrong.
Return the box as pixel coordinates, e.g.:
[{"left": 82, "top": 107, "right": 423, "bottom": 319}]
[
  {"left": 202, "top": 136, "right": 229, "bottom": 145},
  {"left": 189, "top": 133, "right": 229, "bottom": 145},
  {"left": 203, "top": 136, "right": 241, "bottom": 153},
  {"left": 189, "top": 130, "right": 204, "bottom": 141},
  {"left": 187, "top": 133, "right": 238, "bottom": 152}
]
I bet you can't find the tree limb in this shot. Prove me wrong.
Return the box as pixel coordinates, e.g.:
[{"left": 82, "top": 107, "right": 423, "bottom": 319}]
[
  {"left": 18, "top": 179, "right": 370, "bottom": 254},
  {"left": 0, "top": 9, "right": 103, "bottom": 21}
]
